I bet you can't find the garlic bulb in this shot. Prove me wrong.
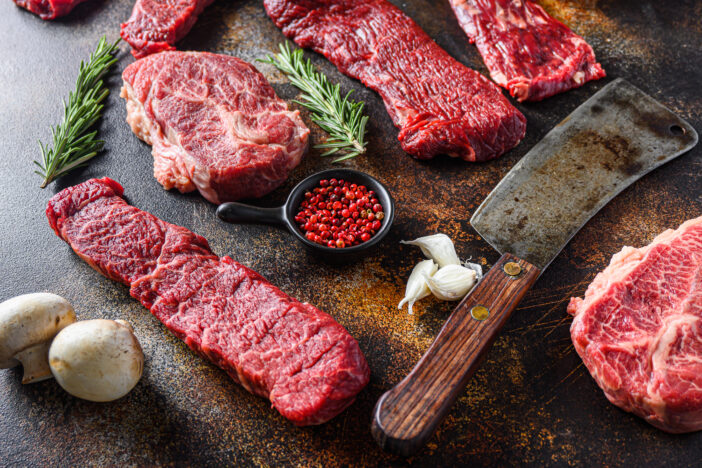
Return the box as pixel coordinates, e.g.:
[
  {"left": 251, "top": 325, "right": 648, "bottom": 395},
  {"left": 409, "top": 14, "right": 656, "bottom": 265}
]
[
  {"left": 424, "top": 265, "right": 477, "bottom": 301},
  {"left": 398, "top": 260, "right": 438, "bottom": 314},
  {"left": 401, "top": 234, "right": 461, "bottom": 267}
]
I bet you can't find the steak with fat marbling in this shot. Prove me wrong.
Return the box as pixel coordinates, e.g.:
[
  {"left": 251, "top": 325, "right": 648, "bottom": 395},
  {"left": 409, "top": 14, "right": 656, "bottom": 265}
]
[
  {"left": 449, "top": 0, "right": 605, "bottom": 102},
  {"left": 120, "top": 0, "right": 214, "bottom": 58},
  {"left": 47, "top": 178, "right": 370, "bottom": 426},
  {"left": 569, "top": 216, "right": 702, "bottom": 433},
  {"left": 121, "top": 51, "right": 309, "bottom": 204},
  {"left": 13, "top": 0, "right": 89, "bottom": 19}
]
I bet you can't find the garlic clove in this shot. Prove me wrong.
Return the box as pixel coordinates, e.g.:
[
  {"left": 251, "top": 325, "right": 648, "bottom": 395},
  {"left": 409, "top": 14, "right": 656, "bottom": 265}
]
[
  {"left": 398, "top": 259, "right": 438, "bottom": 314},
  {"left": 424, "top": 264, "right": 478, "bottom": 301},
  {"left": 400, "top": 234, "right": 461, "bottom": 268}
]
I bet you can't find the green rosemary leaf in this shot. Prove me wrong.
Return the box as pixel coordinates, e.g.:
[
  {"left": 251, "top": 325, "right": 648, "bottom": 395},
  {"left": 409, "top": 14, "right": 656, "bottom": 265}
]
[
  {"left": 261, "top": 42, "right": 368, "bottom": 163},
  {"left": 34, "top": 36, "right": 120, "bottom": 188}
]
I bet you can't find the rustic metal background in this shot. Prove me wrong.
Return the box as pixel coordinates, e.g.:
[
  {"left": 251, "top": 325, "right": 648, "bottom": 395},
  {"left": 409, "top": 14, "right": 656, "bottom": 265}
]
[{"left": 0, "top": 0, "right": 700, "bottom": 466}]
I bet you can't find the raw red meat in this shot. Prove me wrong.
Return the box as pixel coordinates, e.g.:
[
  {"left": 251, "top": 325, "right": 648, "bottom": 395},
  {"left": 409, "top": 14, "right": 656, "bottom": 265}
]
[
  {"left": 568, "top": 216, "right": 702, "bottom": 433},
  {"left": 13, "top": 0, "right": 88, "bottom": 19},
  {"left": 46, "top": 178, "right": 370, "bottom": 426},
  {"left": 120, "top": 0, "right": 214, "bottom": 58},
  {"left": 264, "top": 0, "right": 526, "bottom": 162},
  {"left": 121, "top": 51, "right": 309, "bottom": 204},
  {"left": 449, "top": 0, "right": 605, "bottom": 102}
]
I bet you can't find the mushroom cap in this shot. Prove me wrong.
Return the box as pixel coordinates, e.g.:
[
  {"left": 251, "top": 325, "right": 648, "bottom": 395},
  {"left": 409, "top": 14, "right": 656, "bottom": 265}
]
[
  {"left": 0, "top": 293, "right": 76, "bottom": 369},
  {"left": 49, "top": 319, "right": 144, "bottom": 402}
]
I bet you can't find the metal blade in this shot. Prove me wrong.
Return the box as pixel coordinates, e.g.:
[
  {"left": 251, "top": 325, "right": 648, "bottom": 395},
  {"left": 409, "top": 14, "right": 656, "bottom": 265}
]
[{"left": 471, "top": 78, "right": 698, "bottom": 271}]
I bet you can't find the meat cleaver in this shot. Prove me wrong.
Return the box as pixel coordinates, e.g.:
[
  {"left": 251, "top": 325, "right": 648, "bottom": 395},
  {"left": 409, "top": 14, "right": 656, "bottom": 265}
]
[{"left": 371, "top": 78, "right": 698, "bottom": 456}]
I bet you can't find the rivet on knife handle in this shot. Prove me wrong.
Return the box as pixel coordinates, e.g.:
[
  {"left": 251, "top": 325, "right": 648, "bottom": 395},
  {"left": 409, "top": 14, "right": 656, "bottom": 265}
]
[
  {"left": 371, "top": 253, "right": 540, "bottom": 457},
  {"left": 503, "top": 261, "right": 522, "bottom": 277}
]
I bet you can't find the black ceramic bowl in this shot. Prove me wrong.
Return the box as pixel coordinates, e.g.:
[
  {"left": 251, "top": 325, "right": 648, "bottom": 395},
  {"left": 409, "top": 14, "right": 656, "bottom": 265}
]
[{"left": 216, "top": 169, "right": 395, "bottom": 262}]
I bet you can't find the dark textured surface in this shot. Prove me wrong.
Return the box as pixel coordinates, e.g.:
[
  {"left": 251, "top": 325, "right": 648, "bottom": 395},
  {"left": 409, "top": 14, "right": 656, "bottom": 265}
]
[{"left": 0, "top": 0, "right": 700, "bottom": 466}]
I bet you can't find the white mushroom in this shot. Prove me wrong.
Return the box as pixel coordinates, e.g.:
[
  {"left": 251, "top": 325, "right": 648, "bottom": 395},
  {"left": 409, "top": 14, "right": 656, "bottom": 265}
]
[
  {"left": 49, "top": 319, "right": 144, "bottom": 402},
  {"left": 0, "top": 293, "right": 76, "bottom": 383}
]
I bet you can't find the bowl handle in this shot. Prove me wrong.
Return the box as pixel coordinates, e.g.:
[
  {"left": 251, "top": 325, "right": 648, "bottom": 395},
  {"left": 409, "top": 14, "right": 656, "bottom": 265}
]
[{"left": 216, "top": 202, "right": 286, "bottom": 226}]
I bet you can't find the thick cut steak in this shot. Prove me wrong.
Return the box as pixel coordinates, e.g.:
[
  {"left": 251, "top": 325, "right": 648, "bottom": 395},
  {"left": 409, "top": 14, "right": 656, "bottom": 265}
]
[
  {"left": 121, "top": 51, "right": 309, "bottom": 204},
  {"left": 568, "top": 216, "right": 702, "bottom": 433},
  {"left": 264, "top": 0, "right": 526, "bottom": 162},
  {"left": 13, "top": 0, "right": 88, "bottom": 19},
  {"left": 46, "top": 178, "right": 370, "bottom": 425},
  {"left": 121, "top": 0, "right": 214, "bottom": 58},
  {"left": 449, "top": 0, "right": 605, "bottom": 102}
]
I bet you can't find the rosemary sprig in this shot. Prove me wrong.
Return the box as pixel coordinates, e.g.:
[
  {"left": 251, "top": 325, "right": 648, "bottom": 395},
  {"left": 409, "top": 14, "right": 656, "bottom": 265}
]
[
  {"left": 261, "top": 42, "right": 369, "bottom": 162},
  {"left": 34, "top": 36, "right": 121, "bottom": 188}
]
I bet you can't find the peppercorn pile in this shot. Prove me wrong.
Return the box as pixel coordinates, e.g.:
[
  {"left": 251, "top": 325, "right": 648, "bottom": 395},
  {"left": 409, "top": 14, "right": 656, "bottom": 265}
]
[{"left": 294, "top": 178, "right": 385, "bottom": 248}]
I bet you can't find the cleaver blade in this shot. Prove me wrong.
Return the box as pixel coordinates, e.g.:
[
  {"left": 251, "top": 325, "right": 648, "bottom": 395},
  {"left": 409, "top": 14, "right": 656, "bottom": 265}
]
[
  {"left": 372, "top": 78, "right": 698, "bottom": 457},
  {"left": 471, "top": 78, "right": 698, "bottom": 271}
]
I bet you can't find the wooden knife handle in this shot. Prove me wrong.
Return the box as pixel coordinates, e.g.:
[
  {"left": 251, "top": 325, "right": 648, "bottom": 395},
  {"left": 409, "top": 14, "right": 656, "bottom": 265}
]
[{"left": 371, "top": 253, "right": 540, "bottom": 457}]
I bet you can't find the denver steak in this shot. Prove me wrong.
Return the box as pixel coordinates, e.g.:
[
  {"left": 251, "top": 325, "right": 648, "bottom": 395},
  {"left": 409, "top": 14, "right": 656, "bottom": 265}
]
[
  {"left": 568, "top": 216, "right": 702, "bottom": 433},
  {"left": 121, "top": 51, "right": 309, "bottom": 204},
  {"left": 449, "top": 0, "right": 605, "bottom": 102},
  {"left": 120, "top": 0, "right": 214, "bottom": 58},
  {"left": 264, "top": 0, "right": 526, "bottom": 162},
  {"left": 13, "top": 0, "right": 88, "bottom": 19},
  {"left": 47, "top": 178, "right": 370, "bottom": 425}
]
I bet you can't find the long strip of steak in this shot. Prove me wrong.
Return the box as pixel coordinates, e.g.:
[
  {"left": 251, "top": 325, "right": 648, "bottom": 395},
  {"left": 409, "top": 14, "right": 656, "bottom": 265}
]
[
  {"left": 568, "top": 216, "right": 702, "bottom": 433},
  {"left": 449, "top": 0, "right": 605, "bottom": 102},
  {"left": 13, "top": 0, "right": 89, "bottom": 19},
  {"left": 46, "top": 178, "right": 370, "bottom": 425},
  {"left": 264, "top": 0, "right": 526, "bottom": 162},
  {"left": 121, "top": 0, "right": 215, "bottom": 58}
]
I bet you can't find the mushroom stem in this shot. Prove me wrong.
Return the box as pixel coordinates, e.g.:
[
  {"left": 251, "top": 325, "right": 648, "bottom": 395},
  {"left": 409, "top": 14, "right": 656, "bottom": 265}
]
[{"left": 14, "top": 341, "right": 53, "bottom": 384}]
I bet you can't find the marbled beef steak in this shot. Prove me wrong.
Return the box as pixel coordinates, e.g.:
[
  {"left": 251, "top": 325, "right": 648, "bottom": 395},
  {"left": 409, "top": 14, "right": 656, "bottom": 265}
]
[
  {"left": 264, "top": 0, "right": 526, "bottom": 162},
  {"left": 47, "top": 178, "right": 370, "bottom": 425},
  {"left": 13, "top": 0, "right": 89, "bottom": 19},
  {"left": 121, "top": 51, "right": 309, "bottom": 204},
  {"left": 569, "top": 216, "right": 702, "bottom": 433},
  {"left": 449, "top": 0, "right": 605, "bottom": 102},
  {"left": 121, "top": 0, "right": 214, "bottom": 58}
]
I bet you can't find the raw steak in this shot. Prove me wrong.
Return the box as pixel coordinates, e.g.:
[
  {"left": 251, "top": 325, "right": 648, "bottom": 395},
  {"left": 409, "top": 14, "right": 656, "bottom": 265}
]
[
  {"left": 449, "top": 0, "right": 605, "bottom": 102},
  {"left": 264, "top": 0, "right": 526, "bottom": 162},
  {"left": 121, "top": 51, "right": 309, "bottom": 204},
  {"left": 46, "top": 178, "right": 370, "bottom": 426},
  {"left": 568, "top": 216, "right": 702, "bottom": 433},
  {"left": 13, "top": 0, "right": 88, "bottom": 19},
  {"left": 121, "top": 0, "right": 214, "bottom": 58}
]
